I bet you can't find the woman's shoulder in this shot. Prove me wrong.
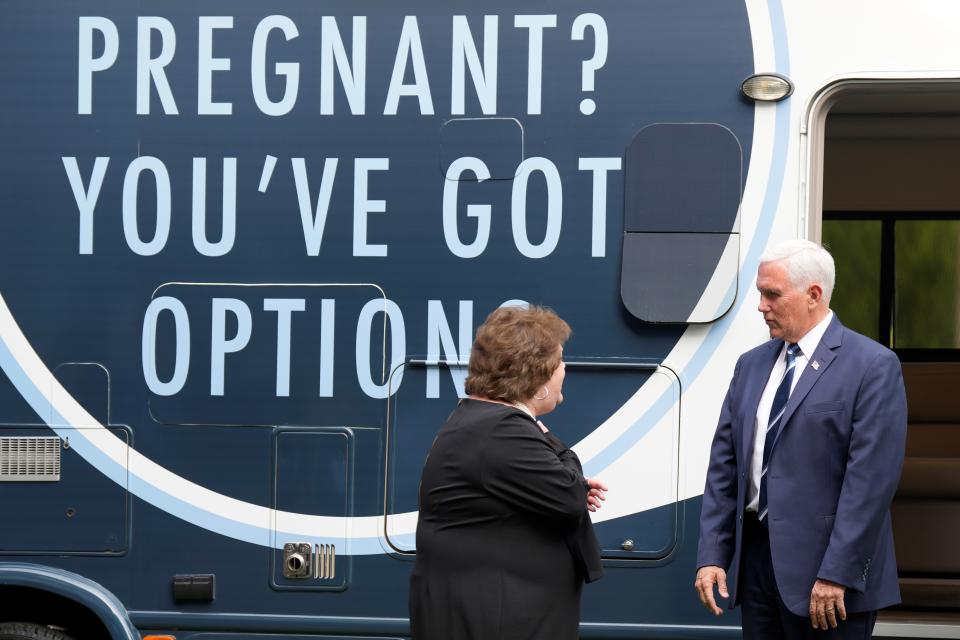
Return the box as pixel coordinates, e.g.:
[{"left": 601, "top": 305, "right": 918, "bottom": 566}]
[
  {"left": 459, "top": 397, "right": 517, "bottom": 416},
  {"left": 456, "top": 399, "right": 537, "bottom": 430}
]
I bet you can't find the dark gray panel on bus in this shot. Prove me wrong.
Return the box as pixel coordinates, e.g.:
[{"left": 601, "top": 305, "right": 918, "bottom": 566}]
[
  {"left": 620, "top": 123, "right": 741, "bottom": 323},
  {"left": 621, "top": 232, "right": 738, "bottom": 323}
]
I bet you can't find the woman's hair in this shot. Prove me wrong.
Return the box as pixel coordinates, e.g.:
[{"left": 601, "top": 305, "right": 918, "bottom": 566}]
[{"left": 464, "top": 305, "right": 571, "bottom": 403}]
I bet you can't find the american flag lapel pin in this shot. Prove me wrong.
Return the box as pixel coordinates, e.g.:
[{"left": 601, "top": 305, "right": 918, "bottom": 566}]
[{"left": 811, "top": 360, "right": 820, "bottom": 371}]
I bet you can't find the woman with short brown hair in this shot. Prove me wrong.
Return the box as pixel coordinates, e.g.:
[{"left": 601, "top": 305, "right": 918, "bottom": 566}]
[
  {"left": 464, "top": 304, "right": 571, "bottom": 404},
  {"left": 409, "top": 305, "right": 606, "bottom": 640}
]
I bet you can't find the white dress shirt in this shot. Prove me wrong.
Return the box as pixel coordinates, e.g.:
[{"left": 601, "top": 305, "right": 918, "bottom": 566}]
[{"left": 746, "top": 311, "right": 834, "bottom": 512}]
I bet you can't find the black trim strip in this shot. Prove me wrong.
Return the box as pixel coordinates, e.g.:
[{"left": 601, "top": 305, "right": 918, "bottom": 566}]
[{"left": 824, "top": 211, "right": 960, "bottom": 221}]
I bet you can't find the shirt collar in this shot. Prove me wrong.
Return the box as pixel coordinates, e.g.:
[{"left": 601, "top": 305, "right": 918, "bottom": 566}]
[{"left": 794, "top": 310, "right": 834, "bottom": 358}]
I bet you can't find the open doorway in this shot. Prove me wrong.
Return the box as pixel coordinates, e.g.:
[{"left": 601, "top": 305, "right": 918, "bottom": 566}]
[{"left": 812, "top": 81, "right": 960, "bottom": 634}]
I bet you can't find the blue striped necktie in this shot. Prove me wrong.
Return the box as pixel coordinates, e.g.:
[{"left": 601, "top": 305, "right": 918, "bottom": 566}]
[{"left": 758, "top": 343, "right": 801, "bottom": 522}]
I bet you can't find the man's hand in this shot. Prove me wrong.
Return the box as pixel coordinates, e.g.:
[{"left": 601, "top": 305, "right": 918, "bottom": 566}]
[
  {"left": 809, "top": 579, "right": 846, "bottom": 629},
  {"left": 586, "top": 477, "right": 608, "bottom": 512},
  {"left": 695, "top": 566, "right": 728, "bottom": 615}
]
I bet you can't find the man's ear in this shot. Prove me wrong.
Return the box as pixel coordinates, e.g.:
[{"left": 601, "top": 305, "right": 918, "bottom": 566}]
[{"left": 807, "top": 283, "right": 824, "bottom": 306}]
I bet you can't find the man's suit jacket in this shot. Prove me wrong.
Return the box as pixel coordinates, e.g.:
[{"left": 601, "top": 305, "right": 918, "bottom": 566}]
[{"left": 697, "top": 316, "right": 907, "bottom": 616}]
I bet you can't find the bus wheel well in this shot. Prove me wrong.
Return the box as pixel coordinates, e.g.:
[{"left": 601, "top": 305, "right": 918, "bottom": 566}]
[{"left": 0, "top": 587, "right": 111, "bottom": 640}]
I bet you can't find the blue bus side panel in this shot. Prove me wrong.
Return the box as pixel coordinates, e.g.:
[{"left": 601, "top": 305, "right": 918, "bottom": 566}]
[{"left": 0, "top": 0, "right": 754, "bottom": 631}]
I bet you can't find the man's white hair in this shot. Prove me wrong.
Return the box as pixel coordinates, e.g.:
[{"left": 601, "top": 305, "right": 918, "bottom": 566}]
[{"left": 759, "top": 239, "right": 835, "bottom": 304}]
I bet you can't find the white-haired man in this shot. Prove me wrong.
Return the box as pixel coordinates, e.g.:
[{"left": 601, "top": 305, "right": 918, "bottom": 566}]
[{"left": 695, "top": 240, "right": 907, "bottom": 638}]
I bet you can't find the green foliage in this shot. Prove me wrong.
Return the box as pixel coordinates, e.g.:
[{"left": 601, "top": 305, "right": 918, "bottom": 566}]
[
  {"left": 823, "top": 218, "right": 960, "bottom": 349},
  {"left": 822, "top": 220, "right": 882, "bottom": 342},
  {"left": 895, "top": 221, "right": 960, "bottom": 348}
]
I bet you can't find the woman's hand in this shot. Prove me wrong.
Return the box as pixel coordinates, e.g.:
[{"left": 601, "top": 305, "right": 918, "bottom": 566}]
[{"left": 586, "top": 477, "right": 608, "bottom": 512}]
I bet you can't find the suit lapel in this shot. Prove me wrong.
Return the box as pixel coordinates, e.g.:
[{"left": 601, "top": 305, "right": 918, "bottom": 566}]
[
  {"left": 769, "top": 316, "right": 844, "bottom": 452},
  {"left": 741, "top": 340, "right": 784, "bottom": 456}
]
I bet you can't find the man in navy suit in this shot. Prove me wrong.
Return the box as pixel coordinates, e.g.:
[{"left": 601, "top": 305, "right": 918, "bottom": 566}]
[{"left": 695, "top": 240, "right": 907, "bottom": 638}]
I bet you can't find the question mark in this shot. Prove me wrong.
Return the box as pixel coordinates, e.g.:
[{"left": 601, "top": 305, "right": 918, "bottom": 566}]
[{"left": 572, "top": 14, "right": 608, "bottom": 116}]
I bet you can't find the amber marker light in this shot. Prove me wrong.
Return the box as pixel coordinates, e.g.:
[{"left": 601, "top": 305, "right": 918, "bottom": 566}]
[
  {"left": 142, "top": 636, "right": 175, "bottom": 640},
  {"left": 741, "top": 73, "right": 793, "bottom": 102}
]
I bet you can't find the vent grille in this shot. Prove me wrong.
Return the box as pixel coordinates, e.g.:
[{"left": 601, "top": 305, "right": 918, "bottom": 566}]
[
  {"left": 0, "top": 437, "right": 62, "bottom": 481},
  {"left": 314, "top": 544, "right": 336, "bottom": 580}
]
